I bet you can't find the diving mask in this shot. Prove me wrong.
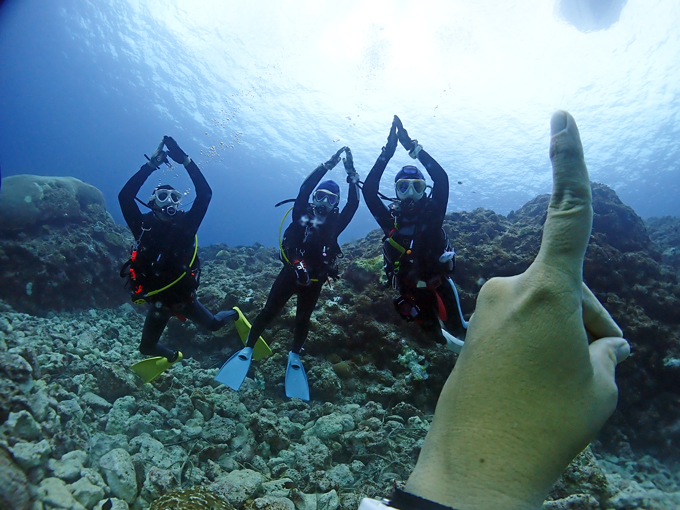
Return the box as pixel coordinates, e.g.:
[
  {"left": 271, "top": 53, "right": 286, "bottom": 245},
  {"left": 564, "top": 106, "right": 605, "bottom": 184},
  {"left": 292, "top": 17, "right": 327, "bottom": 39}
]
[
  {"left": 151, "top": 188, "right": 183, "bottom": 216},
  {"left": 313, "top": 189, "right": 339, "bottom": 215},
  {"left": 395, "top": 179, "right": 426, "bottom": 201},
  {"left": 313, "top": 189, "right": 339, "bottom": 206}
]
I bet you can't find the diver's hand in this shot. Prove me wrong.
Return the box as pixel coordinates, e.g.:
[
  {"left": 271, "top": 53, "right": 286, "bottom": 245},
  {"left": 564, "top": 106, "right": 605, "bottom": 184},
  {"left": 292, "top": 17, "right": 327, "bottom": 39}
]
[
  {"left": 404, "top": 111, "right": 629, "bottom": 510},
  {"left": 342, "top": 147, "right": 354, "bottom": 172},
  {"left": 163, "top": 136, "right": 189, "bottom": 165},
  {"left": 145, "top": 140, "right": 168, "bottom": 170},
  {"left": 324, "top": 146, "right": 346, "bottom": 170},
  {"left": 394, "top": 115, "right": 413, "bottom": 150},
  {"left": 382, "top": 118, "right": 398, "bottom": 159},
  {"left": 394, "top": 116, "right": 422, "bottom": 158},
  {"left": 343, "top": 147, "right": 359, "bottom": 183}
]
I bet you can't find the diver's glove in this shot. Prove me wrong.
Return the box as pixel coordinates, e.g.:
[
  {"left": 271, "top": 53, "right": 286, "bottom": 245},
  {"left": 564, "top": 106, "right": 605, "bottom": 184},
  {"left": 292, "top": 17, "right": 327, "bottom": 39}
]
[
  {"left": 145, "top": 140, "right": 169, "bottom": 171},
  {"left": 381, "top": 117, "right": 398, "bottom": 160},
  {"left": 324, "top": 146, "right": 347, "bottom": 170},
  {"left": 163, "top": 136, "right": 190, "bottom": 165},
  {"left": 343, "top": 147, "right": 360, "bottom": 184},
  {"left": 394, "top": 116, "right": 423, "bottom": 159}
]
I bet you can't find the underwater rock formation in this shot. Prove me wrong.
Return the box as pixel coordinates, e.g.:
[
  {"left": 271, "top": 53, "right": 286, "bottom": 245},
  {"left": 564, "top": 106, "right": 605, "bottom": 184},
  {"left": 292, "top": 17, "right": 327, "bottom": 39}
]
[
  {"left": 188, "top": 183, "right": 680, "bottom": 457},
  {"left": 0, "top": 181, "right": 679, "bottom": 509},
  {"left": 0, "top": 175, "right": 132, "bottom": 315},
  {"left": 646, "top": 215, "right": 680, "bottom": 277}
]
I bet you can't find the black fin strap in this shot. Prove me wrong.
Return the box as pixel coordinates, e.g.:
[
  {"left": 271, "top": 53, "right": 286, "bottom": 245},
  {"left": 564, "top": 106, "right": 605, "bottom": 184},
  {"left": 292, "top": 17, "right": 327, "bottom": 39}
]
[{"left": 387, "top": 489, "right": 458, "bottom": 510}]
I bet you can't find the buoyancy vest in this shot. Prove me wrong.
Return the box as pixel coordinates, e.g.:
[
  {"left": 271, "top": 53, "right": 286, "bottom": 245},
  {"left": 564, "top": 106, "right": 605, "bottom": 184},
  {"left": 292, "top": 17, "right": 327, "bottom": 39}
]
[
  {"left": 382, "top": 201, "right": 453, "bottom": 290},
  {"left": 281, "top": 205, "right": 342, "bottom": 280},
  {"left": 120, "top": 220, "right": 200, "bottom": 304}
]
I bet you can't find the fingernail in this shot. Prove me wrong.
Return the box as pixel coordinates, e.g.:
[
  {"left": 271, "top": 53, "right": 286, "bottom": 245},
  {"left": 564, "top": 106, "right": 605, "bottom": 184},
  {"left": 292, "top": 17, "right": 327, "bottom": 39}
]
[
  {"left": 615, "top": 339, "right": 631, "bottom": 363},
  {"left": 550, "top": 111, "right": 567, "bottom": 135}
]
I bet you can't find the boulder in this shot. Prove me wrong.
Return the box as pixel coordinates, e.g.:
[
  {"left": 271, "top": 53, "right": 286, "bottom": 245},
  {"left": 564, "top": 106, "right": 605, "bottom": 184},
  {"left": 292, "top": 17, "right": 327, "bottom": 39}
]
[
  {"left": 0, "top": 175, "right": 132, "bottom": 314},
  {"left": 0, "top": 446, "right": 31, "bottom": 510},
  {"left": 99, "top": 448, "right": 137, "bottom": 503}
]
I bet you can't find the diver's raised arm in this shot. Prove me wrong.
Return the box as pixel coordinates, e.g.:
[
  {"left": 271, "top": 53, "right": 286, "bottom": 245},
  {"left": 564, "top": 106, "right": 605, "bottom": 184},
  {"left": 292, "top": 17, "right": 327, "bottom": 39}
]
[
  {"left": 119, "top": 139, "right": 166, "bottom": 236},
  {"left": 337, "top": 147, "right": 360, "bottom": 234},
  {"left": 363, "top": 118, "right": 398, "bottom": 233},
  {"left": 163, "top": 136, "right": 211, "bottom": 231},
  {"left": 395, "top": 117, "right": 449, "bottom": 218},
  {"left": 293, "top": 147, "right": 345, "bottom": 219}
]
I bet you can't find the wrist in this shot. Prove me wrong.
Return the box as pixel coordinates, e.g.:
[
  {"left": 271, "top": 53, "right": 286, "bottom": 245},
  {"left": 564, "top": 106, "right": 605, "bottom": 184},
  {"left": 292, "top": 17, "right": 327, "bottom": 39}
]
[
  {"left": 409, "top": 144, "right": 423, "bottom": 159},
  {"left": 183, "top": 156, "right": 192, "bottom": 167}
]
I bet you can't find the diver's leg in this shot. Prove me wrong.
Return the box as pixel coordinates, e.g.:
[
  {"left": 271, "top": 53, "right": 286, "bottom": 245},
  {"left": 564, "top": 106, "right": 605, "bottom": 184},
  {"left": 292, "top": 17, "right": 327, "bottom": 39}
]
[
  {"left": 291, "top": 280, "right": 324, "bottom": 353},
  {"left": 139, "top": 305, "right": 175, "bottom": 358},
  {"left": 183, "top": 298, "right": 236, "bottom": 331},
  {"left": 414, "top": 288, "right": 446, "bottom": 345},
  {"left": 246, "top": 267, "right": 296, "bottom": 348}
]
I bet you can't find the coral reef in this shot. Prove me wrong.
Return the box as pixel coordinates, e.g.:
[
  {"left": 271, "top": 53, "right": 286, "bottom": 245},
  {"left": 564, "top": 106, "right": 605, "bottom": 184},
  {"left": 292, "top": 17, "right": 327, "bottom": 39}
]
[
  {"left": 0, "top": 181, "right": 678, "bottom": 509},
  {"left": 646, "top": 216, "right": 680, "bottom": 277},
  {"left": 0, "top": 175, "right": 133, "bottom": 315}
]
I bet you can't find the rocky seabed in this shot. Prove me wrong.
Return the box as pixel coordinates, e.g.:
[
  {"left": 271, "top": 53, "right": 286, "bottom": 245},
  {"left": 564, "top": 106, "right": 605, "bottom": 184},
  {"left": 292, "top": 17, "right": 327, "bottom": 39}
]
[{"left": 1, "top": 305, "right": 680, "bottom": 510}]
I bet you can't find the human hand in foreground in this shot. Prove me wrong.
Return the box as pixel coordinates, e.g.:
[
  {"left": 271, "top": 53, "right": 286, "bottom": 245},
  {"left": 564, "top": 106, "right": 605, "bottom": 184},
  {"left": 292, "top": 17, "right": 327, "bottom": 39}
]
[{"left": 402, "top": 111, "right": 630, "bottom": 510}]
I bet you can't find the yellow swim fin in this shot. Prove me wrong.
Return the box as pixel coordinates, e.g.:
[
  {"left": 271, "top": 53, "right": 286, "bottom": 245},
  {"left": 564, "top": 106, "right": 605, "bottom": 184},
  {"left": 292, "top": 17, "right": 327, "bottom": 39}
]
[
  {"left": 131, "top": 352, "right": 183, "bottom": 383},
  {"left": 233, "top": 306, "right": 272, "bottom": 361}
]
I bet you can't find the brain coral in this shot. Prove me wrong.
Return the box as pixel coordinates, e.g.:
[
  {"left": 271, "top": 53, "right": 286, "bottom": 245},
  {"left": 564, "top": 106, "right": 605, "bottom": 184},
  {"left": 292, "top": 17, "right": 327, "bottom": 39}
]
[{"left": 150, "top": 487, "right": 234, "bottom": 510}]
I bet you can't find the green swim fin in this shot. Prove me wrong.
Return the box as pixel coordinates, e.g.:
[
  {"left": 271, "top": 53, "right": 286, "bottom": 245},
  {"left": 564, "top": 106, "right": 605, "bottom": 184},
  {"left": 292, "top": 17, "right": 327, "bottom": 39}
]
[
  {"left": 285, "top": 351, "right": 309, "bottom": 401},
  {"left": 131, "top": 352, "right": 183, "bottom": 383},
  {"left": 233, "top": 306, "right": 272, "bottom": 361}
]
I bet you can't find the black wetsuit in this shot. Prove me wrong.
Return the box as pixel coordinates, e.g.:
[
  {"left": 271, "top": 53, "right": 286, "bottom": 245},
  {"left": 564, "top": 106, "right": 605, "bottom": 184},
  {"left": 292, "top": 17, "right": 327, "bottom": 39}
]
[
  {"left": 363, "top": 147, "right": 462, "bottom": 344},
  {"left": 246, "top": 164, "right": 360, "bottom": 354},
  {"left": 119, "top": 160, "right": 232, "bottom": 359}
]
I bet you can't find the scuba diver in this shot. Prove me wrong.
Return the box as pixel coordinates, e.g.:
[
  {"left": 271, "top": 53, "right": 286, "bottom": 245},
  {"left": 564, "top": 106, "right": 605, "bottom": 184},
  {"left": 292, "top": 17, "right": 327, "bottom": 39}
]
[
  {"left": 119, "top": 136, "right": 238, "bottom": 383},
  {"left": 215, "top": 146, "right": 360, "bottom": 400},
  {"left": 363, "top": 116, "right": 468, "bottom": 353}
]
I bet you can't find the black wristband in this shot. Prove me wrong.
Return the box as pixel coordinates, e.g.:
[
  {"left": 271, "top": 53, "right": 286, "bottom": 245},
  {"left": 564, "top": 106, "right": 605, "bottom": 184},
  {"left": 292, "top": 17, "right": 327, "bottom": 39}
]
[{"left": 386, "top": 488, "right": 458, "bottom": 510}]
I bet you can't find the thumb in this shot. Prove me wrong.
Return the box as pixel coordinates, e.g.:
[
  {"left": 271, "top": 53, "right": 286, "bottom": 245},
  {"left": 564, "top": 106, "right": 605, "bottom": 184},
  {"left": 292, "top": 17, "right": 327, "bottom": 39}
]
[
  {"left": 582, "top": 283, "right": 622, "bottom": 339},
  {"left": 589, "top": 336, "right": 630, "bottom": 417}
]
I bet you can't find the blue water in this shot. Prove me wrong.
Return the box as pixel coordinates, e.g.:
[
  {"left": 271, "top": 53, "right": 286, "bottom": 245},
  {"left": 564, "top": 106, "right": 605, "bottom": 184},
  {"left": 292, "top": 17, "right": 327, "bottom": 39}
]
[{"left": 1, "top": 0, "right": 679, "bottom": 247}]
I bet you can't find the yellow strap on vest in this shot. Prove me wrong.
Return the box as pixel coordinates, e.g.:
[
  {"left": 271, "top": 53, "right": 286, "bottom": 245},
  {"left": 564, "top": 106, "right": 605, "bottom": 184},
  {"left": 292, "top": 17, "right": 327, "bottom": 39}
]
[
  {"left": 145, "top": 235, "right": 198, "bottom": 298},
  {"left": 388, "top": 235, "right": 407, "bottom": 255},
  {"left": 278, "top": 206, "right": 294, "bottom": 266}
]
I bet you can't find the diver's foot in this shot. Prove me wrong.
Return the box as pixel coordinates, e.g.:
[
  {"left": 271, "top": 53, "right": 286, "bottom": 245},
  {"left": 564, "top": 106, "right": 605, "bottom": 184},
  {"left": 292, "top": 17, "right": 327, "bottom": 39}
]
[{"left": 215, "top": 309, "right": 238, "bottom": 324}]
